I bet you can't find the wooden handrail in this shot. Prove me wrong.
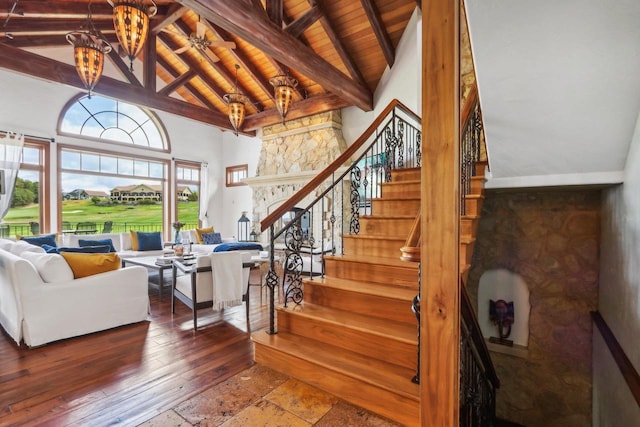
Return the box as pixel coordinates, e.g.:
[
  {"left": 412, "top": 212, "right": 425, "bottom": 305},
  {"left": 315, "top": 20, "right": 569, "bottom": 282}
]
[
  {"left": 260, "top": 99, "right": 420, "bottom": 232},
  {"left": 460, "top": 84, "right": 479, "bottom": 130},
  {"left": 591, "top": 311, "right": 640, "bottom": 406}
]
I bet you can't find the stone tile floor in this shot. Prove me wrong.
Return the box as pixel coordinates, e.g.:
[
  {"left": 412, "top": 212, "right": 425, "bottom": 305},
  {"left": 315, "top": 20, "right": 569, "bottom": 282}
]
[{"left": 138, "top": 364, "right": 402, "bottom": 426}]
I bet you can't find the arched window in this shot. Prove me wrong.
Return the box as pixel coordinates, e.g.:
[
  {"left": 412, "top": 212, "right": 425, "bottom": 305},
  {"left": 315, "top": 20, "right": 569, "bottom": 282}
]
[{"left": 58, "top": 94, "right": 168, "bottom": 151}]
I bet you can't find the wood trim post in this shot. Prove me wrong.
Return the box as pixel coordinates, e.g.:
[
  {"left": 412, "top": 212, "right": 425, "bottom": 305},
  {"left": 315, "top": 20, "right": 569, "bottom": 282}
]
[{"left": 421, "top": 0, "right": 460, "bottom": 425}]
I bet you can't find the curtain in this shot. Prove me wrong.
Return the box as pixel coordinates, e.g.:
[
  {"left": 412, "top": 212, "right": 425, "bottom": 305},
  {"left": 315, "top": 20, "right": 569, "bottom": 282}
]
[
  {"left": 0, "top": 131, "right": 24, "bottom": 221},
  {"left": 199, "top": 162, "right": 209, "bottom": 226}
]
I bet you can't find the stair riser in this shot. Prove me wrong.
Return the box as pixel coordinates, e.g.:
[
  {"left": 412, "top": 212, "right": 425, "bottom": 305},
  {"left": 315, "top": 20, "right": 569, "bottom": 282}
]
[
  {"left": 461, "top": 241, "right": 475, "bottom": 266},
  {"left": 324, "top": 258, "right": 419, "bottom": 287},
  {"left": 343, "top": 236, "right": 406, "bottom": 258},
  {"left": 390, "top": 168, "right": 421, "bottom": 182},
  {"left": 470, "top": 176, "right": 485, "bottom": 195},
  {"left": 381, "top": 182, "right": 421, "bottom": 199},
  {"left": 372, "top": 199, "right": 420, "bottom": 216},
  {"left": 464, "top": 197, "right": 483, "bottom": 217},
  {"left": 277, "top": 311, "right": 417, "bottom": 369},
  {"left": 359, "top": 217, "right": 415, "bottom": 236},
  {"left": 460, "top": 217, "right": 479, "bottom": 238},
  {"left": 305, "top": 282, "right": 417, "bottom": 324},
  {"left": 254, "top": 342, "right": 420, "bottom": 427}
]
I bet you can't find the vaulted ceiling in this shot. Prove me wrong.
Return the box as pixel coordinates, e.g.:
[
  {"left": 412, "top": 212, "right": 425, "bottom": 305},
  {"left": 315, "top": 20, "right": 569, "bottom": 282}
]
[{"left": 0, "top": 0, "right": 418, "bottom": 136}]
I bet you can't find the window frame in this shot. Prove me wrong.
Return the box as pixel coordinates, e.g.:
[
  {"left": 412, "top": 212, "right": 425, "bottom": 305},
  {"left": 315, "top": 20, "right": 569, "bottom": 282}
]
[{"left": 226, "top": 164, "right": 248, "bottom": 187}]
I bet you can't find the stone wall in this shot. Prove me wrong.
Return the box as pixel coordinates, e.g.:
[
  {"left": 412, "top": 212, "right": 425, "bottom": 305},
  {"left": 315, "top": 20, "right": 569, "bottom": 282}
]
[
  {"left": 467, "top": 189, "right": 600, "bottom": 426},
  {"left": 248, "top": 110, "right": 348, "bottom": 242}
]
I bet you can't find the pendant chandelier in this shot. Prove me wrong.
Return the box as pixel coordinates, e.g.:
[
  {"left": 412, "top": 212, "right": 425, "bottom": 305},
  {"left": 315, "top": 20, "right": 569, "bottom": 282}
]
[
  {"left": 108, "top": 0, "right": 157, "bottom": 72},
  {"left": 66, "top": 3, "right": 112, "bottom": 98},
  {"left": 269, "top": 73, "right": 298, "bottom": 124},
  {"left": 223, "top": 65, "right": 249, "bottom": 136}
]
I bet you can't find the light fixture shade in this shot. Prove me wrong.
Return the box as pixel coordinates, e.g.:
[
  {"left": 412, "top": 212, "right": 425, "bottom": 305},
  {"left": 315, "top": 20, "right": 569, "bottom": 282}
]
[
  {"left": 111, "top": 0, "right": 157, "bottom": 71},
  {"left": 224, "top": 93, "right": 249, "bottom": 136},
  {"left": 270, "top": 74, "right": 298, "bottom": 123},
  {"left": 66, "top": 32, "right": 112, "bottom": 98}
]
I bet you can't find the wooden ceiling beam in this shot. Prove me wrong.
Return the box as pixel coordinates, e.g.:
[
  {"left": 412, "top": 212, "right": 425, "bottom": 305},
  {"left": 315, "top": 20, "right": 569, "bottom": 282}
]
[
  {"left": 1, "top": 18, "right": 115, "bottom": 35},
  {"left": 151, "top": 4, "right": 189, "bottom": 34},
  {"left": 359, "top": 0, "right": 395, "bottom": 67},
  {"left": 310, "top": 0, "right": 366, "bottom": 87},
  {"left": 106, "top": 48, "right": 142, "bottom": 87},
  {"left": 178, "top": 0, "right": 372, "bottom": 111},
  {"left": 144, "top": 31, "right": 157, "bottom": 92},
  {"left": 202, "top": 20, "right": 274, "bottom": 105},
  {"left": 157, "top": 69, "right": 196, "bottom": 96},
  {"left": 284, "top": 5, "right": 321, "bottom": 38},
  {"left": 265, "top": 0, "right": 283, "bottom": 27},
  {"left": 157, "top": 56, "right": 218, "bottom": 110},
  {"left": 0, "top": 2, "right": 115, "bottom": 19},
  {"left": 242, "top": 93, "right": 349, "bottom": 130},
  {"left": 0, "top": 43, "right": 250, "bottom": 135}
]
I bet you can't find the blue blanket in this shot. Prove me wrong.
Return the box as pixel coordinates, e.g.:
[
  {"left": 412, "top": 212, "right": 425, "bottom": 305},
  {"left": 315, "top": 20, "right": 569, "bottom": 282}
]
[{"left": 213, "top": 242, "right": 264, "bottom": 252}]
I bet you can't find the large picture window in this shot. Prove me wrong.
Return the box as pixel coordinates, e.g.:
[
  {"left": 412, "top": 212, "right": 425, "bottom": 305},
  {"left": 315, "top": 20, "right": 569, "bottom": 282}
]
[
  {"left": 58, "top": 94, "right": 169, "bottom": 151},
  {"left": 175, "top": 162, "right": 201, "bottom": 231}
]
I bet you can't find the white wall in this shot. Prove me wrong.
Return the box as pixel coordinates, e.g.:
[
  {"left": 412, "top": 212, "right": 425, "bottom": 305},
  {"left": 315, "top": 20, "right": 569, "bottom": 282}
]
[
  {"left": 0, "top": 68, "right": 261, "bottom": 238},
  {"left": 219, "top": 130, "right": 261, "bottom": 239},
  {"left": 596, "top": 112, "right": 640, "bottom": 425},
  {"left": 341, "top": 7, "right": 421, "bottom": 146}
]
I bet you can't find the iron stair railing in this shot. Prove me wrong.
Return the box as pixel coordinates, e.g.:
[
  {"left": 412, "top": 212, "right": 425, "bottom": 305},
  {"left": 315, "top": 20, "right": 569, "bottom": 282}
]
[{"left": 259, "top": 99, "right": 421, "bottom": 335}]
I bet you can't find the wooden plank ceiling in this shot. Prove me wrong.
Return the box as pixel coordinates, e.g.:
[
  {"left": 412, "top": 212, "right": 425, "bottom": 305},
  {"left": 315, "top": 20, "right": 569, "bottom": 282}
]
[{"left": 0, "top": 0, "right": 417, "bottom": 136}]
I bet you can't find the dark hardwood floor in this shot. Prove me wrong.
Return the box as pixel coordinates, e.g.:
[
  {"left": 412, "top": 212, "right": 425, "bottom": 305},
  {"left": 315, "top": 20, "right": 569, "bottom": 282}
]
[{"left": 0, "top": 270, "right": 270, "bottom": 426}]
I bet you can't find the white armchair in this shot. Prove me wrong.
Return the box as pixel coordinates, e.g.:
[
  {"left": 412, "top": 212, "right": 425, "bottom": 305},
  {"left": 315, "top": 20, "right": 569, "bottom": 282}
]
[{"left": 172, "top": 251, "right": 253, "bottom": 330}]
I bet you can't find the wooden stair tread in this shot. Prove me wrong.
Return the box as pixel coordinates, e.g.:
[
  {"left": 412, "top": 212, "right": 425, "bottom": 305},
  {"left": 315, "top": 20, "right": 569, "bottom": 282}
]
[
  {"left": 361, "top": 214, "right": 417, "bottom": 220},
  {"left": 304, "top": 277, "right": 417, "bottom": 301},
  {"left": 342, "top": 234, "right": 406, "bottom": 241},
  {"left": 382, "top": 180, "right": 421, "bottom": 186},
  {"left": 252, "top": 331, "right": 419, "bottom": 400},
  {"left": 278, "top": 303, "right": 417, "bottom": 344},
  {"left": 326, "top": 254, "right": 420, "bottom": 270}
]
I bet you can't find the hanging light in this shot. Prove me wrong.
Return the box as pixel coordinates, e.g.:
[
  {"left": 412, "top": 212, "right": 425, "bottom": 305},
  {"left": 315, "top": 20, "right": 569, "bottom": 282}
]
[
  {"left": 109, "top": 0, "right": 157, "bottom": 72},
  {"left": 269, "top": 73, "right": 298, "bottom": 123},
  {"left": 66, "top": 2, "right": 112, "bottom": 98},
  {"left": 223, "top": 64, "right": 249, "bottom": 136}
]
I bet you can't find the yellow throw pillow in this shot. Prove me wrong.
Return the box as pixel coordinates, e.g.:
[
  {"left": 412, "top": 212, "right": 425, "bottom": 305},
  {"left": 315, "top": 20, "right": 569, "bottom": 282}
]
[
  {"left": 195, "top": 226, "right": 214, "bottom": 244},
  {"left": 60, "top": 252, "right": 121, "bottom": 279},
  {"left": 130, "top": 230, "right": 139, "bottom": 251}
]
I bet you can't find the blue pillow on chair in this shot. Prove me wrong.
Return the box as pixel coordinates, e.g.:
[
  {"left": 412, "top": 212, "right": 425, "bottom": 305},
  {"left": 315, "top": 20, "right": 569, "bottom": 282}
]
[
  {"left": 136, "top": 231, "right": 163, "bottom": 251},
  {"left": 58, "top": 245, "right": 112, "bottom": 254},
  {"left": 201, "top": 232, "right": 223, "bottom": 245},
  {"left": 79, "top": 238, "right": 116, "bottom": 253},
  {"left": 20, "top": 234, "right": 57, "bottom": 249}
]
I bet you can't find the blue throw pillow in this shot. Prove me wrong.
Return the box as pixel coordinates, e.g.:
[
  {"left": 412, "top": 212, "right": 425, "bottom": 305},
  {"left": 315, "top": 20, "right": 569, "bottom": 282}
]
[
  {"left": 79, "top": 238, "right": 116, "bottom": 253},
  {"left": 21, "top": 234, "right": 57, "bottom": 248},
  {"left": 136, "top": 231, "right": 162, "bottom": 251},
  {"left": 58, "top": 245, "right": 112, "bottom": 254},
  {"left": 42, "top": 244, "right": 59, "bottom": 254},
  {"left": 201, "top": 232, "right": 223, "bottom": 245}
]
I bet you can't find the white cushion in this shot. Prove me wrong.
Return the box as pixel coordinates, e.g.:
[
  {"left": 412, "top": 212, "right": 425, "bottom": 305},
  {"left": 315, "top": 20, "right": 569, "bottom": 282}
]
[
  {"left": 67, "top": 233, "right": 124, "bottom": 252},
  {"left": 120, "top": 232, "right": 133, "bottom": 250},
  {"left": 21, "top": 251, "right": 74, "bottom": 283},
  {"left": 0, "top": 238, "right": 14, "bottom": 251},
  {"left": 10, "top": 240, "right": 45, "bottom": 255}
]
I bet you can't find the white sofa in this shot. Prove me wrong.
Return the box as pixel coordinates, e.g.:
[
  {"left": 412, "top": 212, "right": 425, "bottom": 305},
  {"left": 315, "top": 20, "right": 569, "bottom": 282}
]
[
  {"left": 62, "top": 231, "right": 240, "bottom": 257},
  {"left": 0, "top": 239, "right": 149, "bottom": 347}
]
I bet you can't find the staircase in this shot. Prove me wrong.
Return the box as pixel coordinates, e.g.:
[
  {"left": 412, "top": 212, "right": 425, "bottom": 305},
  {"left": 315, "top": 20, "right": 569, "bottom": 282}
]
[
  {"left": 253, "top": 163, "right": 488, "bottom": 425},
  {"left": 252, "top": 167, "right": 422, "bottom": 426}
]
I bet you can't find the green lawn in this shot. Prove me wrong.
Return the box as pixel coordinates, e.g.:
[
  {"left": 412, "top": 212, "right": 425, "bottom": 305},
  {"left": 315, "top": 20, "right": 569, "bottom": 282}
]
[{"left": 2, "top": 200, "right": 199, "bottom": 235}]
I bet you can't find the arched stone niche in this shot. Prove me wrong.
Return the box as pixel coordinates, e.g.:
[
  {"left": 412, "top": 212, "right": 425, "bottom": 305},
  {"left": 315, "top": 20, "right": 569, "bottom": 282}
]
[{"left": 477, "top": 268, "right": 531, "bottom": 348}]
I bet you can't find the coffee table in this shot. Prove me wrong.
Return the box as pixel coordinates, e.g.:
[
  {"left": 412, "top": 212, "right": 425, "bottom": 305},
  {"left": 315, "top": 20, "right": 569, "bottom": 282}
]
[{"left": 122, "top": 256, "right": 175, "bottom": 300}]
